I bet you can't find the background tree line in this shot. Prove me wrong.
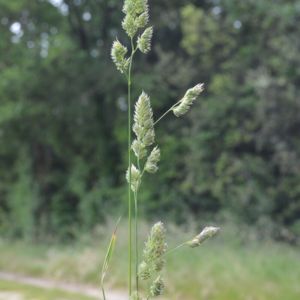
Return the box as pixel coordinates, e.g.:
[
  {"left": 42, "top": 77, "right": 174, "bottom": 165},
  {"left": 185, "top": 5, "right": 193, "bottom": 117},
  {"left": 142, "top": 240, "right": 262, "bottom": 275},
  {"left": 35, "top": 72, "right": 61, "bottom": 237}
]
[{"left": 0, "top": 0, "right": 299, "bottom": 241}]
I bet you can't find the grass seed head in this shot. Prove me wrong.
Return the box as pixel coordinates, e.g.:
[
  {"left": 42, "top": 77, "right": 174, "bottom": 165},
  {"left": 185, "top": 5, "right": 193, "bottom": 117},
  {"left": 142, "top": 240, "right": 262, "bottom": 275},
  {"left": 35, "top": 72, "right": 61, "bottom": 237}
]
[
  {"left": 138, "top": 26, "right": 153, "bottom": 53},
  {"left": 187, "top": 226, "right": 220, "bottom": 248},
  {"left": 173, "top": 83, "right": 204, "bottom": 117}
]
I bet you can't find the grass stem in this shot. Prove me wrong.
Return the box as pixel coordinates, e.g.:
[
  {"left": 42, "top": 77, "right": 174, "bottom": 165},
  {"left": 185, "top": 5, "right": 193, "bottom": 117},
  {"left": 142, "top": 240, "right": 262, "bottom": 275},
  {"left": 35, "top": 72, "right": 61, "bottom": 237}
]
[
  {"left": 154, "top": 100, "right": 182, "bottom": 126},
  {"left": 127, "top": 38, "right": 134, "bottom": 297}
]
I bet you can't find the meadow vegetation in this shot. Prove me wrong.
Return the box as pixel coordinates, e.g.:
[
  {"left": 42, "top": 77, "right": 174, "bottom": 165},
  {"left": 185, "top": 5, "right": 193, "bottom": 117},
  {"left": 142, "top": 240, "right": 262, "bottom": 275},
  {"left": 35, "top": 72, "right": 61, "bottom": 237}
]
[{"left": 0, "top": 223, "right": 299, "bottom": 300}]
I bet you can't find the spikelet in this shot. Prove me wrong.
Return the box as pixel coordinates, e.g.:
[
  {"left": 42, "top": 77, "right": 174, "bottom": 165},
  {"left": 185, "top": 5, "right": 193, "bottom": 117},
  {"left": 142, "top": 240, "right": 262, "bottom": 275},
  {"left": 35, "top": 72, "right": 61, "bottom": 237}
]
[
  {"left": 132, "top": 139, "right": 147, "bottom": 159},
  {"left": 126, "top": 164, "right": 141, "bottom": 192},
  {"left": 137, "top": 27, "right": 153, "bottom": 53},
  {"left": 143, "top": 222, "right": 167, "bottom": 272},
  {"left": 139, "top": 223, "right": 167, "bottom": 297},
  {"left": 123, "top": 0, "right": 148, "bottom": 16},
  {"left": 136, "top": 10, "right": 149, "bottom": 28},
  {"left": 187, "top": 226, "right": 220, "bottom": 248},
  {"left": 122, "top": 14, "right": 138, "bottom": 38},
  {"left": 173, "top": 83, "right": 204, "bottom": 117},
  {"left": 145, "top": 146, "right": 160, "bottom": 173},
  {"left": 150, "top": 275, "right": 164, "bottom": 297},
  {"left": 111, "top": 40, "right": 129, "bottom": 73},
  {"left": 138, "top": 261, "right": 151, "bottom": 280},
  {"left": 122, "top": 0, "right": 149, "bottom": 38},
  {"left": 133, "top": 92, "right": 155, "bottom": 147}
]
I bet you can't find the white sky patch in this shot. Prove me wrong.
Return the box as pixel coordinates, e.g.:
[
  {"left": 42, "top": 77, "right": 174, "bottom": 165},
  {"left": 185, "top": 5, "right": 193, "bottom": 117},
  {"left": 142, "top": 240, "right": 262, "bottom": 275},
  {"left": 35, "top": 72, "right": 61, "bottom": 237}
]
[
  {"left": 212, "top": 6, "right": 222, "bottom": 15},
  {"left": 48, "top": 0, "right": 63, "bottom": 7},
  {"left": 10, "top": 22, "right": 22, "bottom": 35},
  {"left": 234, "top": 20, "right": 242, "bottom": 29},
  {"left": 83, "top": 11, "right": 92, "bottom": 21},
  {"left": 48, "top": 0, "right": 69, "bottom": 16},
  {"left": 60, "top": 3, "right": 69, "bottom": 15},
  {"left": 10, "top": 22, "right": 23, "bottom": 43}
]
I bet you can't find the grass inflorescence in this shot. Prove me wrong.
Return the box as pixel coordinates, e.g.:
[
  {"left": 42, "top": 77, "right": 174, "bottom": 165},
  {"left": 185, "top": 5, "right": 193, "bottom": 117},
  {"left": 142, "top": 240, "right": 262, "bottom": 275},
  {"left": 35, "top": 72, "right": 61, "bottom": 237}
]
[{"left": 109, "top": 0, "right": 218, "bottom": 299}]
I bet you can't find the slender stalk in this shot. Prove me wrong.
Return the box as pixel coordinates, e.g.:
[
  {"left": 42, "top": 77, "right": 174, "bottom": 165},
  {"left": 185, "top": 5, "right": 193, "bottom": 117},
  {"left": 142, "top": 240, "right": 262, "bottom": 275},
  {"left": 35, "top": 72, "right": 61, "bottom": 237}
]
[
  {"left": 164, "top": 242, "right": 187, "bottom": 256},
  {"left": 134, "top": 189, "right": 139, "bottom": 294},
  {"left": 154, "top": 99, "right": 182, "bottom": 126},
  {"left": 135, "top": 158, "right": 142, "bottom": 294},
  {"left": 101, "top": 286, "right": 106, "bottom": 300},
  {"left": 100, "top": 218, "right": 119, "bottom": 300},
  {"left": 127, "top": 38, "right": 134, "bottom": 297},
  {"left": 127, "top": 38, "right": 139, "bottom": 297}
]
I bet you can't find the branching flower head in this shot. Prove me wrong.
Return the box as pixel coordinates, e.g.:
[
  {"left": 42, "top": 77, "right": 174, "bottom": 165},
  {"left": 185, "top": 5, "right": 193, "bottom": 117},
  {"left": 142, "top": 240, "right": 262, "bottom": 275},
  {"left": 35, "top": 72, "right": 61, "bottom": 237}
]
[
  {"left": 122, "top": 0, "right": 149, "bottom": 38},
  {"left": 111, "top": 40, "right": 129, "bottom": 74},
  {"left": 110, "top": 1, "right": 218, "bottom": 300},
  {"left": 123, "top": 0, "right": 148, "bottom": 16},
  {"left": 173, "top": 83, "right": 204, "bottom": 117}
]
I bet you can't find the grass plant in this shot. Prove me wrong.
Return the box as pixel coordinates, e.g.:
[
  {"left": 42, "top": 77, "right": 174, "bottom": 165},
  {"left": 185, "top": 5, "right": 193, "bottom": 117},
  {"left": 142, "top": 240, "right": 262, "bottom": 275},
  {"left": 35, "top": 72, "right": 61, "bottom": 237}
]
[{"left": 109, "top": 1, "right": 220, "bottom": 299}]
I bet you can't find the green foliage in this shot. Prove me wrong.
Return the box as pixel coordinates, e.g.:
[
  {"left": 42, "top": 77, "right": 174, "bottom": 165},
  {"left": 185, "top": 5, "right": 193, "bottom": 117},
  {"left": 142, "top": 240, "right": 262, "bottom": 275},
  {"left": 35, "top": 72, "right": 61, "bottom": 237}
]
[
  {"left": 6, "top": 150, "right": 38, "bottom": 238},
  {"left": 0, "top": 0, "right": 299, "bottom": 243},
  {"left": 178, "top": 0, "right": 300, "bottom": 239}
]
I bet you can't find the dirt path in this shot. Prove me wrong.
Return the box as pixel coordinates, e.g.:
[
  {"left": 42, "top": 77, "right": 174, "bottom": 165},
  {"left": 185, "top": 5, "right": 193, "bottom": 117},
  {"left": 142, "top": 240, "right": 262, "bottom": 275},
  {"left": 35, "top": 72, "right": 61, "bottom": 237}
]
[{"left": 0, "top": 272, "right": 127, "bottom": 300}]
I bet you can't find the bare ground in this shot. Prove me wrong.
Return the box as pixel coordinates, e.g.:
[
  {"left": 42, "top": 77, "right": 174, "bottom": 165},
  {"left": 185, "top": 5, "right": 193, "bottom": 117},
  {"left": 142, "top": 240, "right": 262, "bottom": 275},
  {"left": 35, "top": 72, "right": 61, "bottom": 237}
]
[{"left": 0, "top": 272, "right": 127, "bottom": 300}]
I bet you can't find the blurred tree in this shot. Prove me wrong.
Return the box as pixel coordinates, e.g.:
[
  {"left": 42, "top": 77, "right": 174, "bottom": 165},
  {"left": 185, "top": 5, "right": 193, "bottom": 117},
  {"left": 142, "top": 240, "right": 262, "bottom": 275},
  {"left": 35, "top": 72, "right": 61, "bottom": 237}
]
[
  {"left": 177, "top": 0, "right": 300, "bottom": 240},
  {"left": 0, "top": 0, "right": 299, "bottom": 241}
]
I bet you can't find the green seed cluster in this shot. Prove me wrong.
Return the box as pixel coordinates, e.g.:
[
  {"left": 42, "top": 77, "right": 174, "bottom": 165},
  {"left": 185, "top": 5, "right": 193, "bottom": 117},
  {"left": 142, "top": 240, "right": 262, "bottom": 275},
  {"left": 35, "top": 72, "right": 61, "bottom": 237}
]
[
  {"left": 173, "top": 83, "right": 204, "bottom": 117},
  {"left": 126, "top": 164, "right": 141, "bottom": 192},
  {"left": 150, "top": 275, "right": 164, "bottom": 297},
  {"left": 111, "top": 40, "right": 129, "bottom": 74},
  {"left": 139, "top": 222, "right": 167, "bottom": 297},
  {"left": 111, "top": 0, "right": 153, "bottom": 75},
  {"left": 138, "top": 27, "right": 153, "bottom": 53},
  {"left": 187, "top": 226, "right": 220, "bottom": 248},
  {"left": 133, "top": 92, "right": 155, "bottom": 148},
  {"left": 145, "top": 146, "right": 160, "bottom": 174},
  {"left": 132, "top": 92, "right": 160, "bottom": 174}
]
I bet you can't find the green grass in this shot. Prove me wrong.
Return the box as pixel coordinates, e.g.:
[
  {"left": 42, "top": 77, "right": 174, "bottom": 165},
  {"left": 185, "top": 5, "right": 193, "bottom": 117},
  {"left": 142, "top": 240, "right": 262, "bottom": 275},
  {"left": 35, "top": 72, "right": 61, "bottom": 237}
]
[
  {"left": 0, "top": 222, "right": 300, "bottom": 300},
  {"left": 0, "top": 280, "right": 93, "bottom": 300}
]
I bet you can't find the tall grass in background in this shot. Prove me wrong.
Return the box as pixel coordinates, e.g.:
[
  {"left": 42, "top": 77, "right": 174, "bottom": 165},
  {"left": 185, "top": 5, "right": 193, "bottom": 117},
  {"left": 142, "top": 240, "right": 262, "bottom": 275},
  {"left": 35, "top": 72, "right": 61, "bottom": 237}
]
[{"left": 1, "top": 223, "right": 300, "bottom": 300}]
